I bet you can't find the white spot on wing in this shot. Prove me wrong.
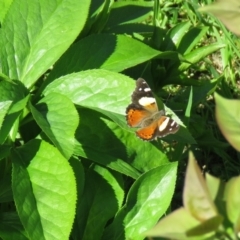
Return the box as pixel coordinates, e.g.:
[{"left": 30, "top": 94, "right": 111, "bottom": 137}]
[
  {"left": 159, "top": 118, "right": 170, "bottom": 132},
  {"left": 138, "top": 97, "right": 155, "bottom": 106},
  {"left": 171, "top": 121, "right": 176, "bottom": 126},
  {"left": 144, "top": 88, "right": 151, "bottom": 92}
]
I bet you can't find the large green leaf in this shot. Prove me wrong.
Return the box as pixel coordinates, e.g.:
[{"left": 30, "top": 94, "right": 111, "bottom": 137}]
[
  {"left": 45, "top": 34, "right": 161, "bottom": 83},
  {"left": 11, "top": 140, "right": 77, "bottom": 240},
  {"left": 0, "top": 0, "right": 90, "bottom": 88},
  {"left": 44, "top": 69, "right": 134, "bottom": 128},
  {"left": 30, "top": 92, "right": 79, "bottom": 159},
  {"left": 103, "top": 162, "right": 178, "bottom": 240}
]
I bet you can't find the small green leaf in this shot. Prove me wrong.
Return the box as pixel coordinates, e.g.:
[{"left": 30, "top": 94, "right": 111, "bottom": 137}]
[
  {"left": 215, "top": 93, "right": 240, "bottom": 151},
  {"left": 166, "top": 21, "right": 192, "bottom": 49},
  {"left": 11, "top": 139, "right": 77, "bottom": 240},
  {"left": 30, "top": 92, "right": 79, "bottom": 159}
]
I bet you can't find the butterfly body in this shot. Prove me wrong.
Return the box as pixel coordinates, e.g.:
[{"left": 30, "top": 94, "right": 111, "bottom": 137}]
[{"left": 126, "top": 78, "right": 179, "bottom": 141}]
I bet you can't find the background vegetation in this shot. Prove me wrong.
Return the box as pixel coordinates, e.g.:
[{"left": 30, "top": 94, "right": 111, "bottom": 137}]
[{"left": 0, "top": 0, "right": 240, "bottom": 239}]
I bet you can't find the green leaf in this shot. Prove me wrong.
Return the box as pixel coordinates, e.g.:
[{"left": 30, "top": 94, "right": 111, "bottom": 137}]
[
  {"left": 74, "top": 166, "right": 122, "bottom": 240},
  {"left": 0, "top": 212, "right": 28, "bottom": 240},
  {"left": 184, "top": 152, "right": 218, "bottom": 221},
  {"left": 215, "top": 93, "right": 240, "bottom": 151},
  {"left": 199, "top": 0, "right": 240, "bottom": 35},
  {"left": 178, "top": 27, "right": 209, "bottom": 55},
  {"left": 166, "top": 21, "right": 191, "bottom": 50},
  {"left": 178, "top": 43, "right": 225, "bottom": 72},
  {"left": 44, "top": 69, "right": 134, "bottom": 128},
  {"left": 11, "top": 139, "right": 77, "bottom": 240},
  {"left": 30, "top": 92, "right": 79, "bottom": 159},
  {"left": 0, "top": 0, "right": 91, "bottom": 88},
  {"left": 103, "top": 162, "right": 178, "bottom": 240},
  {"left": 45, "top": 34, "right": 161, "bottom": 83}
]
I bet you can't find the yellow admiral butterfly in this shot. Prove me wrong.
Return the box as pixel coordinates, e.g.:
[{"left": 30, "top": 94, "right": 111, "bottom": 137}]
[{"left": 126, "top": 78, "right": 179, "bottom": 141}]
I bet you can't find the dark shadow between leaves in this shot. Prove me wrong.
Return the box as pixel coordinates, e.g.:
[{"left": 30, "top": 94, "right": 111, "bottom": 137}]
[
  {"left": 70, "top": 167, "right": 121, "bottom": 240},
  {"left": 43, "top": 34, "right": 118, "bottom": 87},
  {"left": 74, "top": 107, "right": 132, "bottom": 171}
]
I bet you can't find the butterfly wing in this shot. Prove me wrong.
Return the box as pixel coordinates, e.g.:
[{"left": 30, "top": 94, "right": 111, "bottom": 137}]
[
  {"left": 126, "top": 78, "right": 158, "bottom": 127},
  {"left": 136, "top": 116, "right": 180, "bottom": 140}
]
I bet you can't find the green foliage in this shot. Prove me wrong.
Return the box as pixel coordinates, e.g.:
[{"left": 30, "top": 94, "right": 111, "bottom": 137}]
[{"left": 0, "top": 0, "right": 240, "bottom": 240}]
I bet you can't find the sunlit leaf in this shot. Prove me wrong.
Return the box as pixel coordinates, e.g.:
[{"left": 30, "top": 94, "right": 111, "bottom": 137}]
[{"left": 215, "top": 93, "right": 240, "bottom": 151}]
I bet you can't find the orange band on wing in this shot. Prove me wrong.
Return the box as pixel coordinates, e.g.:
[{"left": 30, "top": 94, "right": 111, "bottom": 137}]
[
  {"left": 126, "top": 108, "right": 149, "bottom": 127},
  {"left": 136, "top": 121, "right": 158, "bottom": 140}
]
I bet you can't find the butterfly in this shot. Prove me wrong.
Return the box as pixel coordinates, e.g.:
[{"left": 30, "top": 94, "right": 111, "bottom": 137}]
[{"left": 126, "top": 78, "right": 180, "bottom": 141}]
